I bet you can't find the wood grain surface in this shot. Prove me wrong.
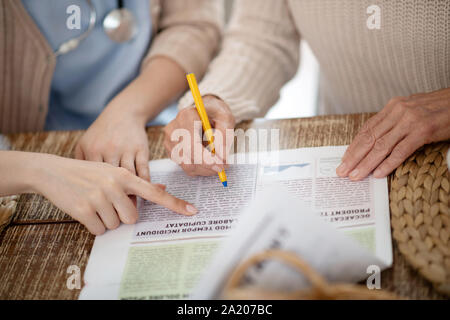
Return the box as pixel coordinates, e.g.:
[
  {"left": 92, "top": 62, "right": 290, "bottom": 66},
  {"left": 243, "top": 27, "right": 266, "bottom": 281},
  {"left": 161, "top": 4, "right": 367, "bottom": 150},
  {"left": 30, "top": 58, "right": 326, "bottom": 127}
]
[
  {"left": 0, "top": 114, "right": 445, "bottom": 299},
  {"left": 0, "top": 223, "right": 94, "bottom": 299}
]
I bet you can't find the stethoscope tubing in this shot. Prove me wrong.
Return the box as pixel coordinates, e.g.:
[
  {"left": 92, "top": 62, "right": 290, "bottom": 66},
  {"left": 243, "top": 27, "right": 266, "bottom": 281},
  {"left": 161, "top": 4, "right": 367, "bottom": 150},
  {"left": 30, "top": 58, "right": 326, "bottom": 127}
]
[{"left": 54, "top": 0, "right": 131, "bottom": 57}]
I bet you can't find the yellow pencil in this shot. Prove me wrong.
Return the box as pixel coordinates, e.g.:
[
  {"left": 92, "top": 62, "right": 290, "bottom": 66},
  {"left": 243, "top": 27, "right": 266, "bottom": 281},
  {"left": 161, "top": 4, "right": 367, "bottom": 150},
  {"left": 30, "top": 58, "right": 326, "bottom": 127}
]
[{"left": 186, "top": 73, "right": 228, "bottom": 187}]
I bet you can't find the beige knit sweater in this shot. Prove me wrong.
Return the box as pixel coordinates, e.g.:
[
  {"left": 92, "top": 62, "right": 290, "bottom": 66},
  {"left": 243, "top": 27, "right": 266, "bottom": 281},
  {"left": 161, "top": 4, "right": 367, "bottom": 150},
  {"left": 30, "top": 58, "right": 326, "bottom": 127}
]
[
  {"left": 0, "top": 0, "right": 223, "bottom": 134},
  {"left": 179, "top": 0, "right": 450, "bottom": 123}
]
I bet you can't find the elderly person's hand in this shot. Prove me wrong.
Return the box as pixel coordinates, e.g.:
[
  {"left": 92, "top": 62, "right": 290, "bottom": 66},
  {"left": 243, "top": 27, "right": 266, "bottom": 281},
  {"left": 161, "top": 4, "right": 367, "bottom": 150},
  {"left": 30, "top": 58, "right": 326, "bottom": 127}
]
[
  {"left": 163, "top": 96, "right": 235, "bottom": 176},
  {"left": 337, "top": 88, "right": 450, "bottom": 181}
]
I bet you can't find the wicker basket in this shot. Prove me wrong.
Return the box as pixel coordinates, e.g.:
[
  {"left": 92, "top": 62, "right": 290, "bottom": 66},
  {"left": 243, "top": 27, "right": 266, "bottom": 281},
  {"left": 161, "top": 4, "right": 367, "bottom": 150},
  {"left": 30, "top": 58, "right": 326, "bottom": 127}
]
[
  {"left": 0, "top": 196, "right": 18, "bottom": 234},
  {"left": 390, "top": 142, "right": 449, "bottom": 295},
  {"left": 222, "top": 250, "right": 399, "bottom": 300}
]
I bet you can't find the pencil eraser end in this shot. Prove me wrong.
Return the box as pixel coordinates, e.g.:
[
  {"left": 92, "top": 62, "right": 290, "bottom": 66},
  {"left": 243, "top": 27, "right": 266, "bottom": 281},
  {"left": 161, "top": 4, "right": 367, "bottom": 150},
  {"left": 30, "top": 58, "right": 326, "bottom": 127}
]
[{"left": 222, "top": 181, "right": 228, "bottom": 187}]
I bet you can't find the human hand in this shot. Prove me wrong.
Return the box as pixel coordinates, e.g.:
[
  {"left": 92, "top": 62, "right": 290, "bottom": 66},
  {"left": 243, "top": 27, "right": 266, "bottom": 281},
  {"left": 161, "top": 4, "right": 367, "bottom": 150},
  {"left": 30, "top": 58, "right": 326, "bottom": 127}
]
[
  {"left": 31, "top": 154, "right": 197, "bottom": 235},
  {"left": 75, "top": 90, "right": 151, "bottom": 182},
  {"left": 337, "top": 88, "right": 450, "bottom": 181},
  {"left": 164, "top": 96, "right": 235, "bottom": 176}
]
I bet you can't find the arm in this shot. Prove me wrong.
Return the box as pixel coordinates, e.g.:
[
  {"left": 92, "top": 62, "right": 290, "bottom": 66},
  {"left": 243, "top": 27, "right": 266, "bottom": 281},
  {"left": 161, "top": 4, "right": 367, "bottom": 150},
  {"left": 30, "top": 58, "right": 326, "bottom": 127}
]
[
  {"left": 0, "top": 151, "right": 197, "bottom": 235},
  {"left": 143, "top": 0, "right": 224, "bottom": 78},
  {"left": 112, "top": 57, "right": 189, "bottom": 125},
  {"left": 164, "top": 0, "right": 301, "bottom": 177},
  {"left": 0, "top": 151, "right": 36, "bottom": 196},
  {"left": 178, "top": 0, "right": 301, "bottom": 122},
  {"left": 76, "top": 0, "right": 224, "bottom": 180},
  {"left": 75, "top": 57, "right": 188, "bottom": 181}
]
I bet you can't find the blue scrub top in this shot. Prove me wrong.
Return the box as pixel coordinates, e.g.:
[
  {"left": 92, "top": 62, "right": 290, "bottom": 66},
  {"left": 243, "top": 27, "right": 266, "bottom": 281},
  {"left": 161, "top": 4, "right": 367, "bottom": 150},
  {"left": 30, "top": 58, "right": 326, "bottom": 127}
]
[{"left": 23, "top": 0, "right": 178, "bottom": 130}]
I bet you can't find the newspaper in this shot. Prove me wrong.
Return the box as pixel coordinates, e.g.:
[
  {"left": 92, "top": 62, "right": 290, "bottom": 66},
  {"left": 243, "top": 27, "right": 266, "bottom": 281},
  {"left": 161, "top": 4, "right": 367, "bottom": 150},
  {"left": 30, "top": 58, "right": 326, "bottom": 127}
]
[
  {"left": 80, "top": 146, "right": 392, "bottom": 300},
  {"left": 191, "top": 187, "right": 389, "bottom": 299}
]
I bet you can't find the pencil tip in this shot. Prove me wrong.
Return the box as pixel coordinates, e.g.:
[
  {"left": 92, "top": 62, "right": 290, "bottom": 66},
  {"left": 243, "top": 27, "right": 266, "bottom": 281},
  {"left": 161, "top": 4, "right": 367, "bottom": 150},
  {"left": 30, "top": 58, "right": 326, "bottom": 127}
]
[{"left": 222, "top": 181, "right": 228, "bottom": 187}]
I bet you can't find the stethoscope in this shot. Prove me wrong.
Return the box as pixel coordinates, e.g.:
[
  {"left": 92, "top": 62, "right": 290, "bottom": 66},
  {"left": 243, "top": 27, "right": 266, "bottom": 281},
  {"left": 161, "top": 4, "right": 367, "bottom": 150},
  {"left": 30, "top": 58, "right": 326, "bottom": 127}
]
[{"left": 55, "top": 0, "right": 137, "bottom": 56}]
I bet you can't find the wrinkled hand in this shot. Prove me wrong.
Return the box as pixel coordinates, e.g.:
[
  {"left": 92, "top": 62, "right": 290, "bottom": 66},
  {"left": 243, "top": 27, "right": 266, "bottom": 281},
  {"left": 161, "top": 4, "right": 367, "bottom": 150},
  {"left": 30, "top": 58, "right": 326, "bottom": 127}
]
[
  {"left": 75, "top": 100, "right": 151, "bottom": 181},
  {"left": 164, "top": 96, "right": 235, "bottom": 176},
  {"left": 34, "top": 154, "right": 197, "bottom": 235},
  {"left": 337, "top": 88, "right": 450, "bottom": 181}
]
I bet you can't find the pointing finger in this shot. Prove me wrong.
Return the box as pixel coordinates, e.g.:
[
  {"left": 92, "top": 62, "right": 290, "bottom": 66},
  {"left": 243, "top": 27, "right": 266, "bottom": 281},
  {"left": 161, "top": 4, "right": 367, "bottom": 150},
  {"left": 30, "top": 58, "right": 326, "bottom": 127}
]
[{"left": 125, "top": 175, "right": 198, "bottom": 216}]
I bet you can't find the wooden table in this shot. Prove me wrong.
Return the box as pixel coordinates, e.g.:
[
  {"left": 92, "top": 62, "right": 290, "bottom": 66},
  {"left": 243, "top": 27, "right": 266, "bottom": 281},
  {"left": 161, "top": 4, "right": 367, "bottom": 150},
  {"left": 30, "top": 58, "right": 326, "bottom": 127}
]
[{"left": 0, "top": 114, "right": 445, "bottom": 299}]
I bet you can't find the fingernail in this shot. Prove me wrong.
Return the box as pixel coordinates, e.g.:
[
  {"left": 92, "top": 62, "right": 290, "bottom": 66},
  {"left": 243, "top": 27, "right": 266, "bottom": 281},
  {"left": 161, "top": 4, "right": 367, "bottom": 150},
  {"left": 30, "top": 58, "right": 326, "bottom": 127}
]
[
  {"left": 349, "top": 169, "right": 359, "bottom": 180},
  {"left": 373, "top": 168, "right": 383, "bottom": 178},
  {"left": 336, "top": 162, "right": 347, "bottom": 175},
  {"left": 212, "top": 165, "right": 223, "bottom": 173},
  {"left": 186, "top": 204, "right": 198, "bottom": 215},
  {"left": 156, "top": 184, "right": 166, "bottom": 190}
]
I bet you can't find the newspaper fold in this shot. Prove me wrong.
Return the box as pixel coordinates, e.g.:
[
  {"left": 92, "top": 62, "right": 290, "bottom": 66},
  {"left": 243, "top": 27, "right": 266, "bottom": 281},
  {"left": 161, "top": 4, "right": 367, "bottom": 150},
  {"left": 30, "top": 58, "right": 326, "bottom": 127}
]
[{"left": 191, "top": 187, "right": 390, "bottom": 299}]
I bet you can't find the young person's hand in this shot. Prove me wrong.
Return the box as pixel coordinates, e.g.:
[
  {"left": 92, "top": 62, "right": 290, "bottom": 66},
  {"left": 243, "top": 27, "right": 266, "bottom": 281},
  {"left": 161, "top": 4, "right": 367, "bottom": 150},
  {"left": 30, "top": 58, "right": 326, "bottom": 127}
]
[
  {"left": 75, "top": 57, "right": 189, "bottom": 182},
  {"left": 337, "top": 88, "right": 450, "bottom": 181},
  {"left": 0, "top": 152, "right": 197, "bottom": 235},
  {"left": 164, "top": 96, "right": 235, "bottom": 176},
  {"left": 75, "top": 100, "right": 151, "bottom": 181}
]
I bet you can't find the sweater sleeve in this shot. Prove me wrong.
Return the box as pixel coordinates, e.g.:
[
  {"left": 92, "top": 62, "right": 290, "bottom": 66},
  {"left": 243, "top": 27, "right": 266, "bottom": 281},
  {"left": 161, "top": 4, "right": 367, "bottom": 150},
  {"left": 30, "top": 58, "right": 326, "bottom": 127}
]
[
  {"left": 142, "top": 0, "right": 224, "bottom": 78},
  {"left": 178, "top": 0, "right": 301, "bottom": 123}
]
